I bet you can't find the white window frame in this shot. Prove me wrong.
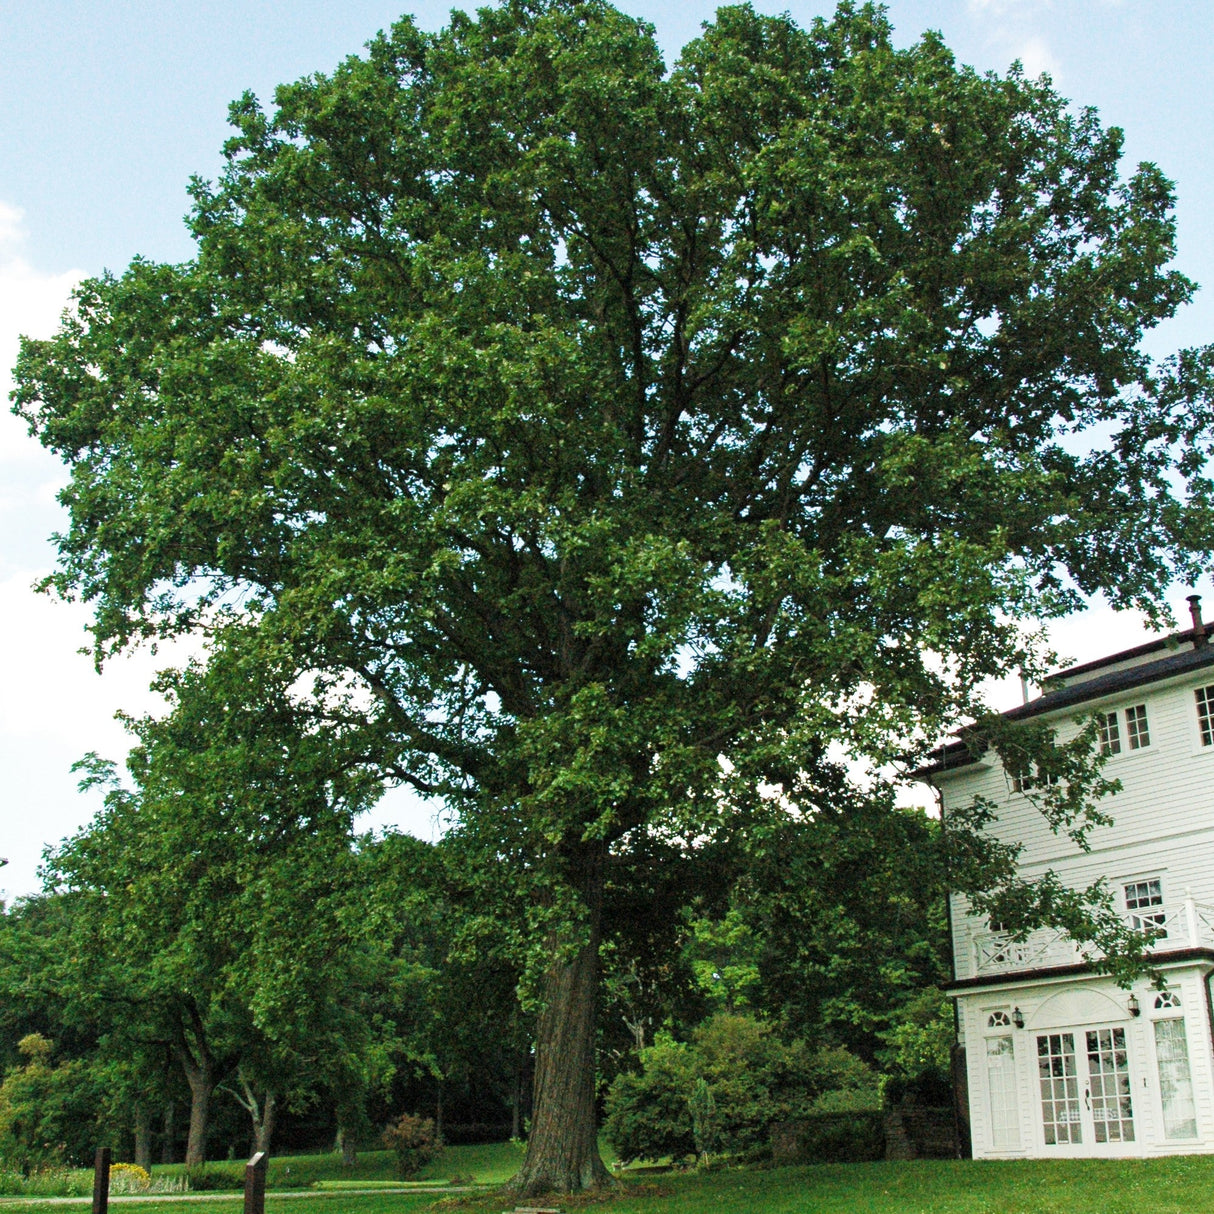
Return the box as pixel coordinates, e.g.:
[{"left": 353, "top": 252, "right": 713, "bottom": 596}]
[
  {"left": 1195, "top": 684, "right": 1214, "bottom": 749},
  {"left": 1096, "top": 710, "right": 1122, "bottom": 756},
  {"left": 1095, "top": 703, "right": 1151, "bottom": 759},
  {"left": 1124, "top": 703, "right": 1151, "bottom": 750},
  {"left": 1151, "top": 1013, "right": 1199, "bottom": 1141},
  {"left": 1122, "top": 875, "right": 1167, "bottom": 935}
]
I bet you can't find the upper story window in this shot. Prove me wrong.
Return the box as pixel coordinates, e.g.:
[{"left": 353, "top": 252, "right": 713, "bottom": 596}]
[
  {"left": 1125, "top": 704, "right": 1150, "bottom": 749},
  {"left": 1197, "top": 685, "right": 1214, "bottom": 746},
  {"left": 1096, "top": 705, "right": 1150, "bottom": 755},
  {"left": 1097, "top": 711, "right": 1122, "bottom": 755},
  {"left": 1010, "top": 766, "right": 1059, "bottom": 793},
  {"left": 1154, "top": 991, "right": 1182, "bottom": 1011},
  {"left": 987, "top": 1010, "right": 1012, "bottom": 1028},
  {"left": 1125, "top": 878, "right": 1166, "bottom": 933}
]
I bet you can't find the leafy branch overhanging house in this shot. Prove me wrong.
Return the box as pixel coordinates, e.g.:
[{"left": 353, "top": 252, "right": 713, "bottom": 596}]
[{"left": 917, "top": 596, "right": 1214, "bottom": 1159}]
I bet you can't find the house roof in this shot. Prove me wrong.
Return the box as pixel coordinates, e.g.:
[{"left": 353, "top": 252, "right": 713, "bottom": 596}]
[
  {"left": 1050, "top": 622, "right": 1211, "bottom": 683},
  {"left": 916, "top": 625, "right": 1214, "bottom": 780}
]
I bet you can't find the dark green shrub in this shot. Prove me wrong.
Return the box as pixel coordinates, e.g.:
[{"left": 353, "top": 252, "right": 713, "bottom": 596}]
[
  {"left": 382, "top": 1114, "right": 442, "bottom": 1178},
  {"left": 184, "top": 1168, "right": 244, "bottom": 1191},
  {"left": 603, "top": 1014, "right": 879, "bottom": 1164},
  {"left": 795, "top": 1109, "right": 885, "bottom": 1162}
]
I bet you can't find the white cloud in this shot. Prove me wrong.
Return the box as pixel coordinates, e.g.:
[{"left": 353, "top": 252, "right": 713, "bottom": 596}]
[
  {"left": 963, "top": 0, "right": 1064, "bottom": 84},
  {"left": 1014, "top": 34, "right": 1063, "bottom": 81},
  {"left": 0, "top": 201, "right": 82, "bottom": 464},
  {"left": 0, "top": 569, "right": 184, "bottom": 746}
]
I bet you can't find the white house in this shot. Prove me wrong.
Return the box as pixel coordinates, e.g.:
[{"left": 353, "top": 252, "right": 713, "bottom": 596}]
[{"left": 920, "top": 598, "right": 1214, "bottom": 1159}]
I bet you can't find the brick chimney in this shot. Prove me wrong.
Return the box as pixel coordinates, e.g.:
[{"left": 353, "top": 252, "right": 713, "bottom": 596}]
[{"left": 1188, "top": 594, "right": 1207, "bottom": 648}]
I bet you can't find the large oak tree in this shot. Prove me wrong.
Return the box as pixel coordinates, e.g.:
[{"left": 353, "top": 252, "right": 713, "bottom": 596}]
[{"left": 15, "top": 0, "right": 1214, "bottom": 1193}]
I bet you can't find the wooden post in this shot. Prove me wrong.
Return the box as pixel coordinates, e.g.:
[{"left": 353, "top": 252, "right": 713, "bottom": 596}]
[
  {"left": 91, "top": 1146, "right": 111, "bottom": 1214},
  {"left": 243, "top": 1150, "right": 267, "bottom": 1214}
]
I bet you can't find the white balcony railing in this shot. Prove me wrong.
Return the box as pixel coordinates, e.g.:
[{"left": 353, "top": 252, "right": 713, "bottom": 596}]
[{"left": 971, "top": 897, "right": 1214, "bottom": 978}]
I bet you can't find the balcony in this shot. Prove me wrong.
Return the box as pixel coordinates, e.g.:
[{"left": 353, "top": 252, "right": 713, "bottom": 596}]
[{"left": 970, "top": 897, "right": 1214, "bottom": 978}]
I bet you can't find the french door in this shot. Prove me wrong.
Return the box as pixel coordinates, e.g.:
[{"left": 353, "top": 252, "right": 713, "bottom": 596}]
[{"left": 1037, "top": 1026, "right": 1135, "bottom": 1149}]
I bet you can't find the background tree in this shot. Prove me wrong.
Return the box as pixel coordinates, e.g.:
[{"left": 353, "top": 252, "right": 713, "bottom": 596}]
[
  {"left": 43, "top": 642, "right": 385, "bottom": 1166},
  {"left": 740, "top": 788, "right": 951, "bottom": 1063},
  {"left": 15, "top": 0, "right": 1214, "bottom": 1193}
]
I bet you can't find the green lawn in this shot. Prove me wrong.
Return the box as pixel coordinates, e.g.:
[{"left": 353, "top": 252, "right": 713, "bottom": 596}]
[
  {"left": 0, "top": 1198, "right": 435, "bottom": 1214},
  {"left": 7, "top": 1153, "right": 1214, "bottom": 1214},
  {"left": 100, "top": 1142, "right": 526, "bottom": 1192}
]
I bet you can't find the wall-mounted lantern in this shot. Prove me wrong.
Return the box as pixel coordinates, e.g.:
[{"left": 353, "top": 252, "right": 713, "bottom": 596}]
[
  {"left": 1012, "top": 1007, "right": 1025, "bottom": 1029},
  {"left": 1128, "top": 993, "right": 1141, "bottom": 1017}
]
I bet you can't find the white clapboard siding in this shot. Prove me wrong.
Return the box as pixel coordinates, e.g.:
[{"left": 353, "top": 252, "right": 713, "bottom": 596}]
[
  {"left": 960, "top": 970, "right": 1214, "bottom": 1158},
  {"left": 932, "top": 649, "right": 1214, "bottom": 1158},
  {"left": 939, "top": 672, "right": 1214, "bottom": 977}
]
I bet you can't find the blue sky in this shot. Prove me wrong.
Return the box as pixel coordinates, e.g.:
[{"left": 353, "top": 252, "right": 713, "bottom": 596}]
[{"left": 3, "top": 0, "right": 1213, "bottom": 898}]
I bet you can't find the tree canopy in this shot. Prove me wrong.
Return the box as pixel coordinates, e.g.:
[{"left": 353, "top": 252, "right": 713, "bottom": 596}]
[{"left": 14, "top": 0, "right": 1214, "bottom": 1193}]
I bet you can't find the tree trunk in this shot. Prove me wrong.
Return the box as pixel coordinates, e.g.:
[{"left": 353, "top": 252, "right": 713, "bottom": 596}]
[
  {"left": 254, "top": 1091, "right": 277, "bottom": 1156},
  {"left": 335, "top": 1093, "right": 363, "bottom": 1167},
  {"left": 134, "top": 1103, "right": 153, "bottom": 1170},
  {"left": 513, "top": 844, "right": 611, "bottom": 1197},
  {"left": 171, "top": 1004, "right": 218, "bottom": 1168},
  {"left": 182, "top": 1058, "right": 213, "bottom": 1170},
  {"left": 510, "top": 1057, "right": 523, "bottom": 1141},
  {"left": 230, "top": 1070, "right": 277, "bottom": 1158},
  {"left": 337, "top": 1126, "right": 357, "bottom": 1168},
  {"left": 183, "top": 1061, "right": 213, "bottom": 1168},
  {"left": 161, "top": 1101, "right": 175, "bottom": 1164}
]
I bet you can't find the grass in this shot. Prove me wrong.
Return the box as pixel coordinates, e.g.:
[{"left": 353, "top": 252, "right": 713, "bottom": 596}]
[
  {"left": 144, "top": 1142, "right": 526, "bottom": 1191},
  {"left": 0, "top": 1198, "right": 435, "bottom": 1214},
  {"left": 8, "top": 1150, "right": 1214, "bottom": 1213}
]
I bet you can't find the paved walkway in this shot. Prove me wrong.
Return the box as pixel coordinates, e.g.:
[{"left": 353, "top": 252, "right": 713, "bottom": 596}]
[{"left": 0, "top": 1187, "right": 474, "bottom": 1206}]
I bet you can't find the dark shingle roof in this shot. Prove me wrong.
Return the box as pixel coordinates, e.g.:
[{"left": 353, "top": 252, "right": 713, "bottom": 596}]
[{"left": 916, "top": 630, "right": 1214, "bottom": 779}]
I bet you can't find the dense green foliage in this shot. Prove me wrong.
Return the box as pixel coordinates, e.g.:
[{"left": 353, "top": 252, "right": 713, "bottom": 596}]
[
  {"left": 11, "top": 0, "right": 1214, "bottom": 1191},
  {"left": 0, "top": 1036, "right": 103, "bottom": 1172},
  {"left": 603, "top": 1013, "right": 878, "bottom": 1163}
]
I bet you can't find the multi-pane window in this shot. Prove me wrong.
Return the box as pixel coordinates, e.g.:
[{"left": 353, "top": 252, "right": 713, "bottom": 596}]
[
  {"left": 1125, "top": 704, "right": 1150, "bottom": 749},
  {"left": 1038, "top": 1033, "right": 1082, "bottom": 1145},
  {"left": 1197, "top": 685, "right": 1214, "bottom": 746},
  {"left": 1125, "top": 878, "right": 1167, "bottom": 934},
  {"left": 1093, "top": 704, "right": 1150, "bottom": 756},
  {"left": 986, "top": 1036, "right": 1020, "bottom": 1149},
  {"left": 1010, "top": 767, "right": 1059, "bottom": 793},
  {"left": 1085, "top": 1027, "right": 1135, "bottom": 1144},
  {"left": 1154, "top": 1018, "right": 1198, "bottom": 1139},
  {"left": 1097, "top": 711, "right": 1122, "bottom": 755}
]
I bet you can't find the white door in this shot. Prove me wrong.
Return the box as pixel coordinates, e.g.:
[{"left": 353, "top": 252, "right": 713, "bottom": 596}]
[
  {"left": 985, "top": 1035, "right": 1021, "bottom": 1150},
  {"left": 1036, "top": 1026, "right": 1136, "bottom": 1151}
]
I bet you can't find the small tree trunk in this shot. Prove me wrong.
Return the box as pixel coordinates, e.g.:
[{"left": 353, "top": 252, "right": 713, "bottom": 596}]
[
  {"left": 178, "top": 1055, "right": 214, "bottom": 1168},
  {"left": 337, "top": 1126, "right": 357, "bottom": 1168},
  {"left": 230, "top": 1071, "right": 277, "bottom": 1158},
  {"left": 171, "top": 1006, "right": 216, "bottom": 1169},
  {"left": 510, "top": 1058, "right": 523, "bottom": 1141},
  {"left": 335, "top": 1094, "right": 363, "bottom": 1167},
  {"left": 254, "top": 1092, "right": 277, "bottom": 1156},
  {"left": 161, "top": 1101, "right": 175, "bottom": 1164},
  {"left": 514, "top": 843, "right": 611, "bottom": 1197},
  {"left": 134, "top": 1103, "right": 153, "bottom": 1170}
]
